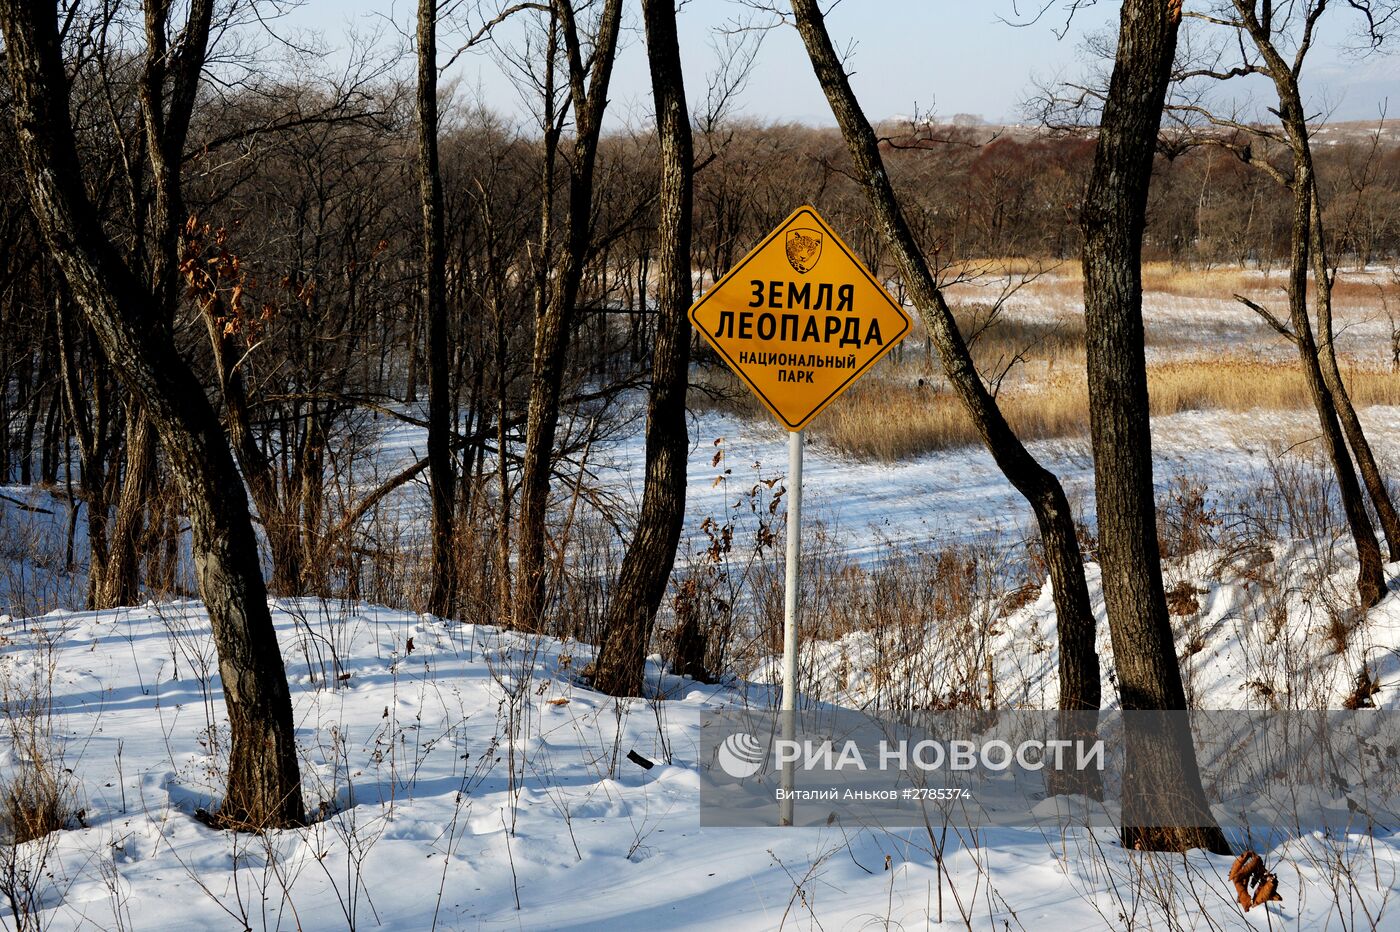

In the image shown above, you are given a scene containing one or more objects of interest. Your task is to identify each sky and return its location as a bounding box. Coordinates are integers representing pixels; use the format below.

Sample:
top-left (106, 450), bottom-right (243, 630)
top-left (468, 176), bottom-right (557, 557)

top-left (276, 0), bottom-right (1400, 127)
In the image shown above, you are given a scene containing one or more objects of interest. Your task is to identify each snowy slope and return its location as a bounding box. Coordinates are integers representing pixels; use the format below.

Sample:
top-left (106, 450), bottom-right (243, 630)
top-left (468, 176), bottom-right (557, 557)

top-left (5, 391), bottom-right (1400, 928)
top-left (2, 594), bottom-right (1398, 930)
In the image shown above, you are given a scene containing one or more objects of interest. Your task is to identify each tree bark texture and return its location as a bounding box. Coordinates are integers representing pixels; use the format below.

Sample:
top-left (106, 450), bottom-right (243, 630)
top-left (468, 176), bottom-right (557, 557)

top-left (419, 0), bottom-right (458, 618)
top-left (1079, 0), bottom-right (1229, 853)
top-left (515, 0), bottom-right (624, 631)
top-left (0, 0), bottom-right (303, 829)
top-left (590, 0), bottom-right (694, 697)
top-left (790, 0), bottom-right (1102, 736)
top-left (100, 406), bottom-right (156, 609)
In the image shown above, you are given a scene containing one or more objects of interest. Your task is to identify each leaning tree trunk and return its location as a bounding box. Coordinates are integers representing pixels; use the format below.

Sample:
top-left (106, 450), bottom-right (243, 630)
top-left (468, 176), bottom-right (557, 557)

top-left (1226, 0), bottom-right (1389, 607)
top-left (0, 0), bottom-right (303, 829)
top-left (191, 271), bottom-right (305, 597)
top-left (1279, 163), bottom-right (1386, 607)
top-left (790, 0), bottom-right (1102, 767)
top-left (590, 0), bottom-right (694, 697)
top-left (418, 0), bottom-right (457, 618)
top-left (55, 296), bottom-right (115, 608)
top-left (1079, 0), bottom-right (1230, 853)
top-left (515, 0), bottom-right (624, 632)
top-left (1307, 178), bottom-right (1400, 562)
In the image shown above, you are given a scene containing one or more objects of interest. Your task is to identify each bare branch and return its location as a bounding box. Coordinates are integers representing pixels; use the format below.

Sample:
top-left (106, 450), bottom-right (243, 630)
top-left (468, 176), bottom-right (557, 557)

top-left (442, 2), bottom-right (551, 71)
top-left (1235, 293), bottom-right (1298, 342)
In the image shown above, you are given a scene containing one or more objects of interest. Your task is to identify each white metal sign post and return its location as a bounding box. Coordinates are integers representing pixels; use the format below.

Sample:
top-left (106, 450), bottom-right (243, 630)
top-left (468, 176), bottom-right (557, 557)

top-left (780, 429), bottom-right (803, 825)
top-left (687, 206), bottom-right (910, 825)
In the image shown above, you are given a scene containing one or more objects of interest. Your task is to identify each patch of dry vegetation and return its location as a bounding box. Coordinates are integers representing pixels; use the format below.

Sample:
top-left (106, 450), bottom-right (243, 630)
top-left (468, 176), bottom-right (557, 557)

top-left (692, 270), bottom-right (1400, 460)
top-left (950, 260), bottom-right (1266, 300)
top-left (956, 258), bottom-right (1400, 304)
top-left (1141, 262), bottom-right (1268, 297)
top-left (1150, 359), bottom-right (1400, 413)
top-left (785, 357), bottom-right (1400, 461)
top-left (673, 438), bottom-right (1373, 711)
top-left (0, 649), bottom-right (72, 847)
top-left (813, 373), bottom-right (1084, 460)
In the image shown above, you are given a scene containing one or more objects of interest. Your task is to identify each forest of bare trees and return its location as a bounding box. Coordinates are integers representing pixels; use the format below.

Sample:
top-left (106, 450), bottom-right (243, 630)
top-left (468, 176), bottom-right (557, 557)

top-left (3, 0), bottom-right (1400, 855)
top-left (6, 41), bottom-right (1398, 604)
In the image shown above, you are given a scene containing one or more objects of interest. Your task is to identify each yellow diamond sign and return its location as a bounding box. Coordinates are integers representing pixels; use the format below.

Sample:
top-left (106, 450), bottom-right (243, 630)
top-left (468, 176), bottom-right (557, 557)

top-left (689, 205), bottom-right (912, 432)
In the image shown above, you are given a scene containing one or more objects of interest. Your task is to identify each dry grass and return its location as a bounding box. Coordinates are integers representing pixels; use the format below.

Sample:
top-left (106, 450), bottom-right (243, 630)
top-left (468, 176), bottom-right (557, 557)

top-left (814, 374), bottom-right (1084, 460)
top-left (675, 421), bottom-right (1371, 715)
top-left (809, 358), bottom-right (1400, 461)
top-left (956, 306), bottom-right (1086, 369)
top-left (1, 751), bottom-right (70, 845)
top-left (678, 506), bottom-right (1018, 710)
top-left (1141, 262), bottom-right (1267, 297)
top-left (0, 645), bottom-right (72, 847)
top-left (1151, 359), bottom-right (1400, 413)
top-left (994, 261), bottom-right (1264, 298)
top-left (692, 260), bottom-right (1400, 461)
top-left (951, 258), bottom-right (1400, 305)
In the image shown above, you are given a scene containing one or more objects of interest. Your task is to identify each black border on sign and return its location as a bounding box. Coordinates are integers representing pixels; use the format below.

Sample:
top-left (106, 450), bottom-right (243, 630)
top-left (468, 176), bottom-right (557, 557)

top-left (688, 205), bottom-right (913, 431)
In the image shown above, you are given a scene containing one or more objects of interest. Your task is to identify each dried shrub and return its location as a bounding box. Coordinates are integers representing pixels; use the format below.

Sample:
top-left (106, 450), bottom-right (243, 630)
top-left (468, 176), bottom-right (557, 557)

top-left (0, 650), bottom-right (71, 846)
top-left (1165, 580), bottom-right (1205, 618)
top-left (701, 349), bottom-right (1400, 462)
top-left (1341, 666), bottom-right (1382, 710)
top-left (0, 632), bottom-right (74, 932)
top-left (1158, 475), bottom-right (1221, 560)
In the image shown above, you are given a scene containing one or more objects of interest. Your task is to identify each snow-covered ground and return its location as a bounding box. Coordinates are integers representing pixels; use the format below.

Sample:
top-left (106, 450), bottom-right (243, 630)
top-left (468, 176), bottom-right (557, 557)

top-left (4, 594), bottom-right (1398, 930)
top-left (5, 281), bottom-right (1400, 927)
top-left (4, 431), bottom-right (1400, 928)
top-left (942, 265), bottom-right (1400, 368)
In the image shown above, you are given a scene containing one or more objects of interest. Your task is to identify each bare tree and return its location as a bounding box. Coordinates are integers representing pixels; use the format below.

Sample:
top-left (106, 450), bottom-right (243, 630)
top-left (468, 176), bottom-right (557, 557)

top-left (789, 0), bottom-right (1102, 792)
top-left (0, 0), bottom-right (303, 829)
top-left (420, 0), bottom-right (457, 618)
top-left (1182, 0), bottom-right (1398, 592)
top-left (515, 0), bottom-right (624, 631)
top-left (42, 6), bottom-right (165, 611)
top-left (1080, 0), bottom-right (1228, 853)
top-left (590, 0), bottom-right (694, 697)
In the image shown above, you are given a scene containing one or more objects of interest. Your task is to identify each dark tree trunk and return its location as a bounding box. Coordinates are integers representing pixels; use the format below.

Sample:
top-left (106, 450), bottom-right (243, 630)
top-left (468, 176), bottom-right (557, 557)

top-left (790, 0), bottom-right (1102, 763)
top-left (39, 383), bottom-right (61, 485)
top-left (1226, 0), bottom-right (1388, 605)
top-left (404, 303), bottom-right (421, 404)
top-left (56, 296), bottom-right (117, 608)
top-left (590, 0), bottom-right (694, 698)
top-left (19, 315), bottom-right (48, 486)
top-left (1079, 0), bottom-right (1229, 853)
top-left (419, 0), bottom-right (457, 619)
top-left (515, 0), bottom-right (624, 632)
top-left (100, 405), bottom-right (155, 609)
top-left (511, 14), bottom-right (558, 630)
top-left (0, 348), bottom-right (9, 483)
top-left (1282, 169), bottom-right (1386, 606)
top-left (1309, 172), bottom-right (1400, 561)
top-left (297, 411), bottom-right (328, 595)
top-left (0, 0), bottom-right (303, 829)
